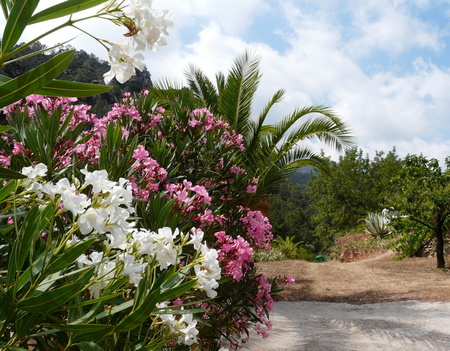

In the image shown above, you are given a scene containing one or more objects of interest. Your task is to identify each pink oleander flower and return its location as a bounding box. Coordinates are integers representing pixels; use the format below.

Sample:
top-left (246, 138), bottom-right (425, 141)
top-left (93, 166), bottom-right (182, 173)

top-left (241, 210), bottom-right (273, 250)
top-left (229, 165), bottom-right (246, 175)
top-left (283, 274), bottom-right (296, 284)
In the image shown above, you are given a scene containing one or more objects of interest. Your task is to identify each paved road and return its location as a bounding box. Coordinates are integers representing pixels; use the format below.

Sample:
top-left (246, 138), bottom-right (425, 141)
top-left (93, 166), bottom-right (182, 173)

top-left (241, 301), bottom-right (450, 351)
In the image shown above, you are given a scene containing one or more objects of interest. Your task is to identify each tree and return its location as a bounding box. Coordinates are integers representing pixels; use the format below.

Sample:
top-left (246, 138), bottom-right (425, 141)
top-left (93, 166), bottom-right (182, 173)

top-left (307, 148), bottom-right (403, 248)
top-left (151, 51), bottom-right (353, 203)
top-left (268, 182), bottom-right (317, 250)
top-left (391, 155), bottom-right (450, 268)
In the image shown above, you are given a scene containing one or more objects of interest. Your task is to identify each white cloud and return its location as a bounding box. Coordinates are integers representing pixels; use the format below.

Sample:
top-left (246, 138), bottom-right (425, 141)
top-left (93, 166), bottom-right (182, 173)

top-left (347, 0), bottom-right (445, 56)
top-left (154, 0), bottom-right (270, 35)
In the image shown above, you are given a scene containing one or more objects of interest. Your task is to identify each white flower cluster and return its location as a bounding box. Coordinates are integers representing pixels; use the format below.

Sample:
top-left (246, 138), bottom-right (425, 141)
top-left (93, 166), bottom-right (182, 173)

top-left (156, 302), bottom-right (199, 346)
top-left (102, 0), bottom-right (173, 84)
top-left (20, 164), bottom-right (221, 302)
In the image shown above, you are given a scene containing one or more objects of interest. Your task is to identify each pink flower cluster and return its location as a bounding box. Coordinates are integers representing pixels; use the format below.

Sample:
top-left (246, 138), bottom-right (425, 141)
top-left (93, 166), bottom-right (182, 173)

top-left (3, 95), bottom-right (94, 130)
top-left (241, 210), bottom-right (273, 251)
top-left (166, 180), bottom-right (212, 214)
top-left (214, 231), bottom-right (253, 281)
top-left (251, 274), bottom-right (274, 339)
top-left (130, 145), bottom-right (167, 199)
top-left (246, 177), bottom-right (258, 194)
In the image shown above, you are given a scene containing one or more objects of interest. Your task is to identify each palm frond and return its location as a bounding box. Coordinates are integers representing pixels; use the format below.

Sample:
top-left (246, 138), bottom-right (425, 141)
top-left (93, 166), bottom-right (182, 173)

top-left (215, 72), bottom-right (226, 95)
top-left (185, 64), bottom-right (219, 111)
top-left (281, 115), bottom-right (353, 153)
top-left (151, 78), bottom-right (198, 111)
top-left (218, 50), bottom-right (261, 135)
top-left (246, 89), bottom-right (284, 154)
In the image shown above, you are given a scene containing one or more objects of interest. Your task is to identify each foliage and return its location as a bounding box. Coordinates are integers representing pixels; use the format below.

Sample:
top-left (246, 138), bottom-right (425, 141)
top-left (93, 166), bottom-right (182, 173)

top-left (388, 218), bottom-right (434, 260)
top-left (0, 91), bottom-right (293, 350)
top-left (272, 236), bottom-right (301, 259)
top-left (268, 181), bottom-right (317, 251)
top-left (364, 212), bottom-right (391, 238)
top-left (307, 148), bottom-right (403, 251)
top-left (390, 155), bottom-right (450, 268)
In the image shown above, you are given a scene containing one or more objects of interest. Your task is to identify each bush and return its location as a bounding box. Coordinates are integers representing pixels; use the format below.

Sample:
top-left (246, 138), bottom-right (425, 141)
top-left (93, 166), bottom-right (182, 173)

top-left (0, 93), bottom-right (289, 350)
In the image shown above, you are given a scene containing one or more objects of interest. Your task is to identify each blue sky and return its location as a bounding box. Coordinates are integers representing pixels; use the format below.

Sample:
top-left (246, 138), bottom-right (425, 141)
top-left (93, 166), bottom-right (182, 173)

top-left (5, 0), bottom-right (450, 164)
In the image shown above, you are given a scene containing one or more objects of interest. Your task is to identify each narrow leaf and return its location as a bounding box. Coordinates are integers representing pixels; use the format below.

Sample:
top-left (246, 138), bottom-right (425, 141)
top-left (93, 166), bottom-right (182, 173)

top-left (0, 167), bottom-right (26, 179)
top-left (17, 268), bottom-right (94, 313)
top-left (30, 0), bottom-right (108, 24)
top-left (114, 289), bottom-right (160, 332)
top-left (160, 280), bottom-right (197, 302)
top-left (45, 238), bottom-right (97, 275)
top-left (0, 125), bottom-right (12, 133)
top-left (37, 80), bottom-right (112, 97)
top-left (72, 341), bottom-right (104, 351)
top-left (0, 50), bottom-right (75, 109)
top-left (0, 180), bottom-right (17, 201)
top-left (44, 324), bottom-right (111, 333)
top-left (2, 0), bottom-right (39, 52)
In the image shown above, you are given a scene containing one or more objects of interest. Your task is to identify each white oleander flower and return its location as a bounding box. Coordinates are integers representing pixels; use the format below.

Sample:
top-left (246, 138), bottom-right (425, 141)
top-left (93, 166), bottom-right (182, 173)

top-left (81, 167), bottom-right (116, 193)
top-left (176, 312), bottom-right (199, 346)
top-left (21, 163), bottom-right (48, 179)
top-left (188, 228), bottom-right (204, 250)
top-left (153, 227), bottom-right (180, 269)
top-left (130, 228), bottom-right (157, 257)
top-left (103, 178), bottom-right (133, 210)
top-left (61, 190), bottom-right (91, 216)
top-left (194, 244), bottom-right (221, 298)
top-left (77, 207), bottom-right (108, 234)
top-left (77, 251), bottom-right (117, 298)
top-left (121, 253), bottom-right (144, 287)
top-left (103, 42), bottom-right (145, 84)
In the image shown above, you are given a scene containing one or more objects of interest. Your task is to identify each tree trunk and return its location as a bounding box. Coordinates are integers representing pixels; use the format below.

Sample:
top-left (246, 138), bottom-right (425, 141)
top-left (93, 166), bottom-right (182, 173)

top-left (435, 222), bottom-right (446, 268)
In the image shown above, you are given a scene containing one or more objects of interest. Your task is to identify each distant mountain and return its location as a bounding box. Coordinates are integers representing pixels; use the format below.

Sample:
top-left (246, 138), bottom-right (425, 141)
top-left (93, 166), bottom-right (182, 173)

top-left (288, 166), bottom-right (315, 184)
top-left (0, 42), bottom-right (153, 118)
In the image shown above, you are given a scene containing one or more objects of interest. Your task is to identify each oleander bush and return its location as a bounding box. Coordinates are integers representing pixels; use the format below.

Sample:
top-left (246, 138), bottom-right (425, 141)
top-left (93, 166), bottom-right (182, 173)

top-left (0, 92), bottom-right (290, 350)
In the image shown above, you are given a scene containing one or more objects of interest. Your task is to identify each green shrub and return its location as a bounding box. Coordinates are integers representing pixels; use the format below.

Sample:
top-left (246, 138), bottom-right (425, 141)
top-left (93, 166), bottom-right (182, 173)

top-left (295, 247), bottom-right (318, 261)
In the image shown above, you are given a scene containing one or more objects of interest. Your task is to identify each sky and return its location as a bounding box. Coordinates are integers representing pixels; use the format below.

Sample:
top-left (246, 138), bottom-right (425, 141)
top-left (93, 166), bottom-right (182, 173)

top-left (5, 0), bottom-right (450, 164)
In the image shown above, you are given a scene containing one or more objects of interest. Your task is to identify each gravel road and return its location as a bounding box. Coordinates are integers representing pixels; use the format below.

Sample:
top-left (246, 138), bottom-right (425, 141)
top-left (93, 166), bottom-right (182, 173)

top-left (241, 301), bottom-right (450, 351)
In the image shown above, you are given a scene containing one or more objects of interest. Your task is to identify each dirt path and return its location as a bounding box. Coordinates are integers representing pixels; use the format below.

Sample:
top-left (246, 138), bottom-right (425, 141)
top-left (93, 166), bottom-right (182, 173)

top-left (257, 251), bottom-right (450, 303)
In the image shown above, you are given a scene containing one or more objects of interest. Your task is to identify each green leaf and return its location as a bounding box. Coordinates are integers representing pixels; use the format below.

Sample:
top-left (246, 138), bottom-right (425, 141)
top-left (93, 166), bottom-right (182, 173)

top-left (0, 125), bottom-right (12, 133)
top-left (95, 300), bottom-right (133, 321)
top-left (71, 341), bottom-right (104, 351)
top-left (17, 268), bottom-right (94, 313)
top-left (30, 0), bottom-right (108, 24)
top-left (0, 179), bottom-right (17, 201)
top-left (0, 167), bottom-right (26, 179)
top-left (7, 206), bottom-right (46, 285)
top-left (37, 80), bottom-right (112, 97)
top-left (0, 75), bottom-right (111, 99)
top-left (0, 50), bottom-right (75, 109)
top-left (114, 289), bottom-right (160, 333)
top-left (159, 280), bottom-right (197, 302)
top-left (45, 238), bottom-right (97, 275)
top-left (1, 0), bottom-right (39, 52)
top-left (44, 323), bottom-right (112, 334)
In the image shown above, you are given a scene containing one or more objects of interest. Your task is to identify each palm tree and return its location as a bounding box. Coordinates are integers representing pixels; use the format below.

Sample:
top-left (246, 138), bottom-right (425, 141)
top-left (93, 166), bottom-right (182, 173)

top-left (152, 51), bottom-right (353, 201)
